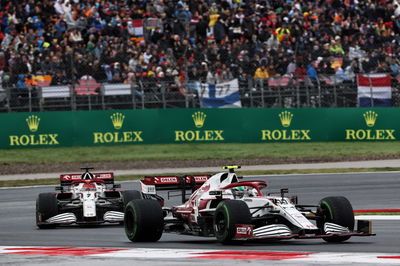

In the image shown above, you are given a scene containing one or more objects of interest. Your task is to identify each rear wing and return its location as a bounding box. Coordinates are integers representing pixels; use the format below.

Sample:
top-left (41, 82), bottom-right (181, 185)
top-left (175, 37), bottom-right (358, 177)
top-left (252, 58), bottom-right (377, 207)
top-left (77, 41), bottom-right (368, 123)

top-left (60, 173), bottom-right (115, 186)
top-left (140, 175), bottom-right (211, 202)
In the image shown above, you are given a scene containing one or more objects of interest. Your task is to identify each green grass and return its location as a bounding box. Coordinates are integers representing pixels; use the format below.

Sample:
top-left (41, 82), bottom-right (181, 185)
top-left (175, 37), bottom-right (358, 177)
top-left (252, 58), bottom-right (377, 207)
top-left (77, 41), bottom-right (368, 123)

top-left (1, 142), bottom-right (400, 164)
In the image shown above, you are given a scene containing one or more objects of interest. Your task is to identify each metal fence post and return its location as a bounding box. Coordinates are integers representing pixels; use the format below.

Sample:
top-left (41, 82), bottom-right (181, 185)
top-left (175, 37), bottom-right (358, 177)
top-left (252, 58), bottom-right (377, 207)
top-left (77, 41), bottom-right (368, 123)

top-left (161, 82), bottom-right (166, 109)
top-left (70, 85), bottom-right (76, 110)
top-left (131, 82), bottom-right (136, 109)
top-left (368, 75), bottom-right (374, 107)
top-left (86, 79), bottom-right (91, 111)
top-left (28, 89), bottom-right (32, 112)
top-left (260, 79), bottom-right (265, 108)
top-left (333, 76), bottom-right (338, 107)
top-left (317, 78), bottom-right (321, 107)
top-left (6, 86), bottom-right (11, 112)
top-left (247, 77), bottom-right (254, 107)
top-left (38, 87), bottom-right (43, 112)
top-left (139, 81), bottom-right (145, 109)
top-left (305, 81), bottom-right (310, 107)
top-left (100, 84), bottom-right (105, 110)
top-left (295, 76), bottom-right (300, 108)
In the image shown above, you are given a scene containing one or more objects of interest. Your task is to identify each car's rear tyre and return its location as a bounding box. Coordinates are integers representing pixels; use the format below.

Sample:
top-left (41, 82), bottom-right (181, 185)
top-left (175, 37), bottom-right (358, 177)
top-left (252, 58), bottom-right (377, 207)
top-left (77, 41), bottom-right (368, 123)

top-left (317, 196), bottom-right (354, 242)
top-left (214, 200), bottom-right (251, 244)
top-left (124, 199), bottom-right (163, 242)
top-left (121, 190), bottom-right (142, 209)
top-left (36, 193), bottom-right (58, 229)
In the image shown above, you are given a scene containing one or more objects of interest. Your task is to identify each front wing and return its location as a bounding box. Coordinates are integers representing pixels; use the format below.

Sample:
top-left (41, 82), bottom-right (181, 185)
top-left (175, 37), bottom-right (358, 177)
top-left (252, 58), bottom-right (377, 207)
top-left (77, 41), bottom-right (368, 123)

top-left (37, 210), bottom-right (124, 226)
top-left (233, 220), bottom-right (375, 241)
top-left (249, 232), bottom-right (375, 241)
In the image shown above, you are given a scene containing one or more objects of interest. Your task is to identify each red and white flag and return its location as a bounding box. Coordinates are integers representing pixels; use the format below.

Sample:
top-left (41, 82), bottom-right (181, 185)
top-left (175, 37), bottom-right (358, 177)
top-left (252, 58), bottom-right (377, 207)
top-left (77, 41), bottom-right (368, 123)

top-left (132, 20), bottom-right (144, 36)
top-left (357, 74), bottom-right (392, 107)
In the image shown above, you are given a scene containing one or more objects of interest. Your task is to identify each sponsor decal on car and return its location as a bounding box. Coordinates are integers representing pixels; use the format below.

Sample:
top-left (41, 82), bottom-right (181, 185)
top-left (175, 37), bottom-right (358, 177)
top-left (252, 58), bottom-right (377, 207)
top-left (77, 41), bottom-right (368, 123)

top-left (191, 175), bottom-right (209, 182)
top-left (140, 182), bottom-right (156, 194)
top-left (234, 224), bottom-right (253, 239)
top-left (60, 173), bottom-right (114, 181)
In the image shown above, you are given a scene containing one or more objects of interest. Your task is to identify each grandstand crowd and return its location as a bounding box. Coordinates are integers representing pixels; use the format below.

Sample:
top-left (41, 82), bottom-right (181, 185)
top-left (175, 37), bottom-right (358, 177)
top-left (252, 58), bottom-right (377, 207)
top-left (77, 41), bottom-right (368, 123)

top-left (0, 0), bottom-right (400, 93)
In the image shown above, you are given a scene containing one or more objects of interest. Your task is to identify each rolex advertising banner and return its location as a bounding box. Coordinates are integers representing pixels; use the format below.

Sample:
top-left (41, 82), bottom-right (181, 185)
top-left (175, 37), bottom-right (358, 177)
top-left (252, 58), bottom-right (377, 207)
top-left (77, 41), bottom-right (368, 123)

top-left (0, 108), bottom-right (399, 149)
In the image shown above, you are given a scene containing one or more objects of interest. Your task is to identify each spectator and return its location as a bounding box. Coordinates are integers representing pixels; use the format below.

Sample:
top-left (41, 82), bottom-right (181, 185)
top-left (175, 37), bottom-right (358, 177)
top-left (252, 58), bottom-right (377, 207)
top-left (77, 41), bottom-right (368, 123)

top-left (334, 65), bottom-right (348, 84)
top-left (206, 67), bottom-right (218, 84)
top-left (329, 36), bottom-right (345, 56)
top-left (254, 64), bottom-right (269, 79)
top-left (307, 61), bottom-right (318, 82)
top-left (389, 57), bottom-right (400, 76)
top-left (0, 0), bottom-right (398, 108)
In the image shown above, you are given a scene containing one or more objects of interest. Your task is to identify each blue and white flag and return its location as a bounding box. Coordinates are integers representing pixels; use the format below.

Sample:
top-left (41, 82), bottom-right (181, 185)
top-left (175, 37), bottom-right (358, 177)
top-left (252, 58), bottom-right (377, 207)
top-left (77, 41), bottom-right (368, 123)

top-left (199, 79), bottom-right (242, 108)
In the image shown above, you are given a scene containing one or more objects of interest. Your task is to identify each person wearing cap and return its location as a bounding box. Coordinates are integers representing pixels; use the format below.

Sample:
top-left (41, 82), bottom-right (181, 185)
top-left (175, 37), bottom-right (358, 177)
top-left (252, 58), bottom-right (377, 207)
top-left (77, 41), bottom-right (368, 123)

top-left (2, 0), bottom-right (400, 111)
top-left (329, 37), bottom-right (345, 55)
top-left (320, 42), bottom-right (331, 58)
top-left (210, 3), bottom-right (219, 15)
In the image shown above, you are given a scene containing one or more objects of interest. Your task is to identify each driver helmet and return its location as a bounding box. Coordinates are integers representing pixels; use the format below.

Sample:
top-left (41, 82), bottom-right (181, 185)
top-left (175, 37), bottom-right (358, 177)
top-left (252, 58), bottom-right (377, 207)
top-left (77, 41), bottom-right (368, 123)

top-left (232, 186), bottom-right (257, 197)
top-left (82, 183), bottom-right (96, 191)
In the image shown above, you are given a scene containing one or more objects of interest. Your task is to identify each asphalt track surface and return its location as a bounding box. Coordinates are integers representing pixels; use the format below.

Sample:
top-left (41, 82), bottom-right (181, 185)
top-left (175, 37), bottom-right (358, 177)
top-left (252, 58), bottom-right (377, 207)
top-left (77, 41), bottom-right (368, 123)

top-left (3, 159), bottom-right (400, 181)
top-left (1, 171), bottom-right (400, 265)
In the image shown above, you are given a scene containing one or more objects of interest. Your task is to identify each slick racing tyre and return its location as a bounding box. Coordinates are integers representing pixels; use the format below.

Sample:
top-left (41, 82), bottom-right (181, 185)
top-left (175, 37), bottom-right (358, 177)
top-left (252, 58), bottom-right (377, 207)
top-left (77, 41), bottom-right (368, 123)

top-left (121, 190), bottom-right (143, 210)
top-left (214, 200), bottom-right (251, 244)
top-left (36, 193), bottom-right (58, 229)
top-left (124, 199), bottom-right (163, 242)
top-left (317, 196), bottom-right (355, 242)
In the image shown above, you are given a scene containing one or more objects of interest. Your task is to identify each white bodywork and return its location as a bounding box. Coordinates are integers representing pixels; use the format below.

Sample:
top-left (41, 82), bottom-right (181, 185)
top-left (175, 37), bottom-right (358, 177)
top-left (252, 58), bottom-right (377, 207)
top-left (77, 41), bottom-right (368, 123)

top-left (140, 169), bottom-right (370, 240)
top-left (45, 181), bottom-right (124, 224)
top-left (152, 171), bottom-right (319, 236)
top-left (70, 182), bottom-right (106, 218)
top-left (202, 172), bottom-right (318, 231)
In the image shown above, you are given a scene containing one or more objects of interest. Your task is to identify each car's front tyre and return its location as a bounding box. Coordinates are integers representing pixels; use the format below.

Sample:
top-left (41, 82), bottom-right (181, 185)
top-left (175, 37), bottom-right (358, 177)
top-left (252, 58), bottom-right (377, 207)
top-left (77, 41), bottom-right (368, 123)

top-left (36, 193), bottom-right (58, 229)
top-left (124, 199), bottom-right (163, 242)
top-left (317, 196), bottom-right (354, 242)
top-left (214, 200), bottom-right (251, 244)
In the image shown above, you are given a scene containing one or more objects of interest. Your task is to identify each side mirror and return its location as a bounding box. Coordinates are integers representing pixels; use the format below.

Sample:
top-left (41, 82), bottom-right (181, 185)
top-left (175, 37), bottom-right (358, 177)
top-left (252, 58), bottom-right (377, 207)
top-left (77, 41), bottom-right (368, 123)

top-left (55, 186), bottom-right (63, 191)
top-left (209, 190), bottom-right (222, 199)
top-left (113, 184), bottom-right (121, 189)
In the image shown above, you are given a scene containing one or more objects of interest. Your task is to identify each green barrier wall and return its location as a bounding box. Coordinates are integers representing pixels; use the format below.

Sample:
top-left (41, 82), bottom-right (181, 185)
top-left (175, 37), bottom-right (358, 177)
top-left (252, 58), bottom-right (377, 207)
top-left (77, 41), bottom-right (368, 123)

top-left (0, 108), bottom-right (399, 148)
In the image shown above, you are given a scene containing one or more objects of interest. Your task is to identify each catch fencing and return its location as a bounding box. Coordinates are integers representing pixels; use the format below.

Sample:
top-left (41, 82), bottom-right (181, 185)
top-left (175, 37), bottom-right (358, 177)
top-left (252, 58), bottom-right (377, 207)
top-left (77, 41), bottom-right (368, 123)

top-left (1, 74), bottom-right (399, 112)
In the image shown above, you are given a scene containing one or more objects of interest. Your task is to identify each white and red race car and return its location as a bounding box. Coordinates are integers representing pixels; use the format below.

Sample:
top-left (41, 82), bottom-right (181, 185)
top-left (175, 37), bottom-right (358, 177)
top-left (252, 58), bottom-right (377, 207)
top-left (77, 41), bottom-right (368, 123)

top-left (124, 166), bottom-right (374, 243)
top-left (36, 168), bottom-right (141, 228)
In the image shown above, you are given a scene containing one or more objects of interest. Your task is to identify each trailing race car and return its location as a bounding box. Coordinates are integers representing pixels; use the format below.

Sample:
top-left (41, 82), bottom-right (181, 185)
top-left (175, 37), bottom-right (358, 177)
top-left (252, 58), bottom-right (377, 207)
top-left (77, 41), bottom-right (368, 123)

top-left (124, 166), bottom-right (374, 243)
top-left (36, 168), bottom-right (141, 228)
